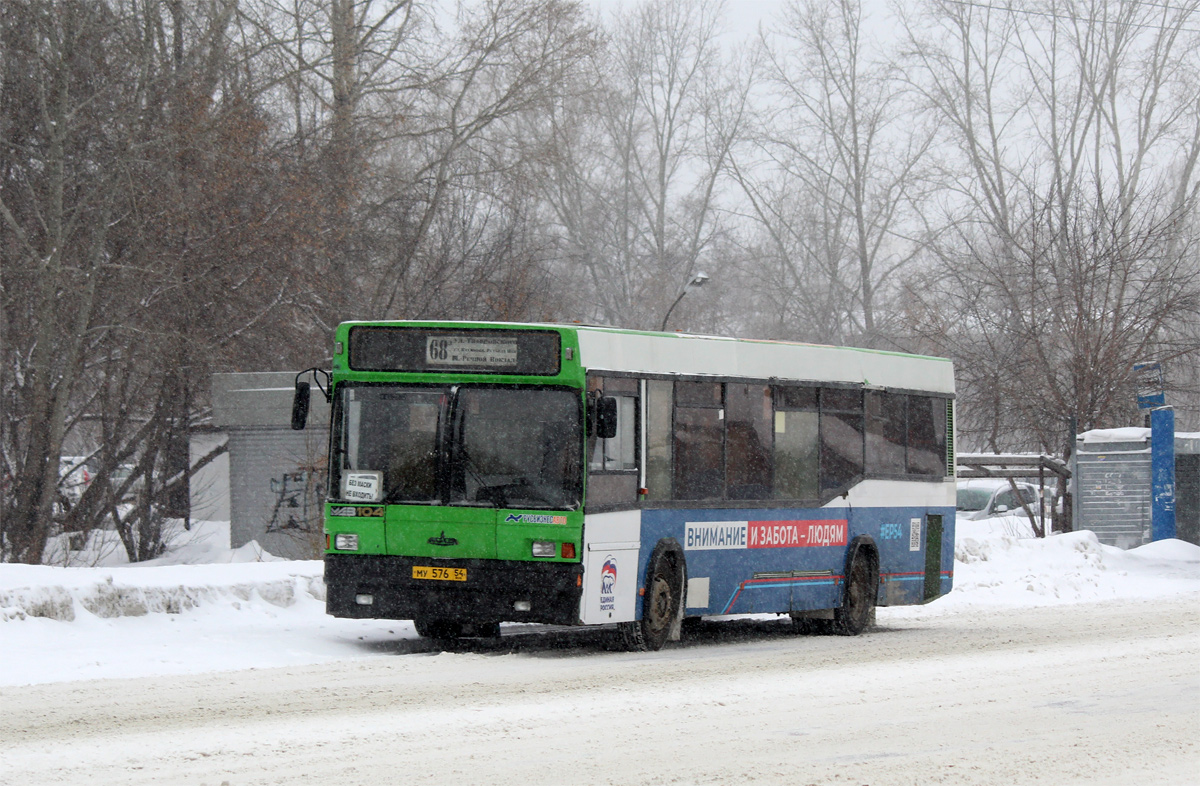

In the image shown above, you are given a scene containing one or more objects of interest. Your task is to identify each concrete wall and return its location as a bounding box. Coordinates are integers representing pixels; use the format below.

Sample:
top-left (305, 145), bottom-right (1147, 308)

top-left (211, 372), bottom-right (330, 560)
top-left (189, 430), bottom-right (230, 523)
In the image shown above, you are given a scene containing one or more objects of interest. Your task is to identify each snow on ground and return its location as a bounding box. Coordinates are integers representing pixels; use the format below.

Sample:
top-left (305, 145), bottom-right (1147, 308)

top-left (1, 519), bottom-right (1199, 687)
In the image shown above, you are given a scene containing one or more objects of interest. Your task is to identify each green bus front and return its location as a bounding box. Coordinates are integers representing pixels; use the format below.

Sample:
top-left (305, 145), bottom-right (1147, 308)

top-left (321, 322), bottom-right (588, 633)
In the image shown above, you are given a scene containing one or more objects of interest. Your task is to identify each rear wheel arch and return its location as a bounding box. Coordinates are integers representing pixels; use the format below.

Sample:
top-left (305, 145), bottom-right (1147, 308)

top-left (846, 535), bottom-right (880, 586)
top-left (833, 536), bottom-right (879, 636)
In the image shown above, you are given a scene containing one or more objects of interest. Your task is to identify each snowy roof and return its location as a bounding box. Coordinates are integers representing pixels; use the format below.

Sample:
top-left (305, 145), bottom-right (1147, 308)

top-left (1079, 428), bottom-right (1150, 443)
top-left (1078, 428), bottom-right (1200, 454)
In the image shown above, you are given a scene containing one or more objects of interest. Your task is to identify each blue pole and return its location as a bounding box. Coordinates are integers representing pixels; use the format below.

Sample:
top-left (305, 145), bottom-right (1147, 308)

top-left (1150, 407), bottom-right (1176, 541)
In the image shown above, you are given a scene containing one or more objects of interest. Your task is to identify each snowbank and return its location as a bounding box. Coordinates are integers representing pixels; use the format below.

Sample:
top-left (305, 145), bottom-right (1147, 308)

top-left (5, 521), bottom-right (1198, 624)
top-left (0, 557), bottom-right (324, 622)
top-left (2, 520), bottom-right (322, 622)
top-left (936, 530), bottom-right (1200, 610)
top-left (39, 519), bottom-right (292, 568)
top-left (2, 519), bottom-right (1198, 687)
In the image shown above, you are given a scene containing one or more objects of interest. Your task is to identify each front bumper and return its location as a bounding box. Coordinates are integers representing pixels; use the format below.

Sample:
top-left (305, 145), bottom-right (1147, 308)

top-left (324, 554), bottom-right (584, 625)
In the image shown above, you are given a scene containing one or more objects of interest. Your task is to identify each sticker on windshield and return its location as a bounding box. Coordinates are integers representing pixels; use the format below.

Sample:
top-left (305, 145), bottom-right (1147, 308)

top-left (342, 471), bottom-right (383, 503)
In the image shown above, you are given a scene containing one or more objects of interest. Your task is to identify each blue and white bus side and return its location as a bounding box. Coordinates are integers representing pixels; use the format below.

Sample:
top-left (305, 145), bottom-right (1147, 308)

top-left (571, 327), bottom-right (956, 637)
top-left (579, 482), bottom-right (955, 629)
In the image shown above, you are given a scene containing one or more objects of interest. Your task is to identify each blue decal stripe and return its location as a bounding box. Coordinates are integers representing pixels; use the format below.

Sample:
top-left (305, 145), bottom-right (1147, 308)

top-left (719, 569), bottom-right (957, 614)
top-left (720, 575), bottom-right (843, 615)
top-left (879, 571), bottom-right (954, 583)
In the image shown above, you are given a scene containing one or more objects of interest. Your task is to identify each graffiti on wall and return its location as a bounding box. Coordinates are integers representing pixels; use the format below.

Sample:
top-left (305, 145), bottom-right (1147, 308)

top-left (265, 466), bottom-right (327, 535)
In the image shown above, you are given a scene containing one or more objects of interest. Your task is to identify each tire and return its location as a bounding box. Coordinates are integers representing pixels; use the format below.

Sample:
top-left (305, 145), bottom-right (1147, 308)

top-left (413, 618), bottom-right (463, 640)
top-left (790, 615), bottom-right (833, 635)
top-left (464, 621), bottom-right (501, 639)
top-left (620, 544), bottom-right (684, 652)
top-left (831, 548), bottom-right (877, 636)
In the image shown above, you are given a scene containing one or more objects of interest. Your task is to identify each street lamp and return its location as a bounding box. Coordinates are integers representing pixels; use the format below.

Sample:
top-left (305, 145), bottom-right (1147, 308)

top-left (659, 271), bottom-right (710, 332)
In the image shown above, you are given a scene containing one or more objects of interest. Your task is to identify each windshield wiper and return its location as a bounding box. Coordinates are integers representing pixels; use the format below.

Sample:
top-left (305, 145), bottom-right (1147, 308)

top-left (455, 438), bottom-right (500, 507)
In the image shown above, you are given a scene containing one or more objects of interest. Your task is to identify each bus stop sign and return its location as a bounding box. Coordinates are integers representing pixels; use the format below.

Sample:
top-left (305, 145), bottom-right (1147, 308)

top-left (1134, 362), bottom-right (1165, 409)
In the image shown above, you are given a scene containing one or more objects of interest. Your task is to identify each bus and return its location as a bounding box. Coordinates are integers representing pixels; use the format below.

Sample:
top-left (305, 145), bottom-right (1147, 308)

top-left (292, 321), bottom-right (956, 650)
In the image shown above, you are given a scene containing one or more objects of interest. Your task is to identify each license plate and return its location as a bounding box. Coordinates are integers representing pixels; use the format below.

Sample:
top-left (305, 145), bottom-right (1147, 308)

top-left (412, 566), bottom-right (467, 582)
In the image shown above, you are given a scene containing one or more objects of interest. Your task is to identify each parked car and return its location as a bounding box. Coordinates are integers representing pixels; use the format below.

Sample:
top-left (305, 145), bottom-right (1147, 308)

top-left (956, 478), bottom-right (1042, 520)
top-left (58, 456), bottom-right (93, 504)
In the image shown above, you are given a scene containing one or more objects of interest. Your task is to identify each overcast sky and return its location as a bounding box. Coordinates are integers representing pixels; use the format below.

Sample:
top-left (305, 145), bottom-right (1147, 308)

top-left (586, 0), bottom-right (789, 42)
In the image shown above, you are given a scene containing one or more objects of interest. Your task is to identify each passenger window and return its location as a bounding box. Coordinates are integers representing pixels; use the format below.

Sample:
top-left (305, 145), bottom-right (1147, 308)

top-left (865, 391), bottom-right (906, 475)
top-left (644, 380), bottom-right (674, 501)
top-left (774, 386), bottom-right (819, 500)
top-left (725, 384), bottom-right (772, 499)
top-left (907, 396), bottom-right (947, 477)
top-left (674, 381), bottom-right (724, 500)
top-left (820, 387), bottom-right (864, 493)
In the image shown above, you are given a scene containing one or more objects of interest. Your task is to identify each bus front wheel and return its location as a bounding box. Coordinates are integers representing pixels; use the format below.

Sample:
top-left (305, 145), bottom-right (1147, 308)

top-left (413, 619), bottom-right (501, 640)
top-left (620, 543), bottom-right (684, 652)
top-left (413, 618), bottom-right (462, 640)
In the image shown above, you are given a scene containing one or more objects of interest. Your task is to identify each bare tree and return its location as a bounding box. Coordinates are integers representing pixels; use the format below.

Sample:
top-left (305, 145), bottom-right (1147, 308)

top-left (912, 192), bottom-right (1200, 451)
top-left (1, 0), bottom-right (324, 562)
top-left (899, 0), bottom-right (1200, 445)
top-left (0, 0), bottom-right (127, 562)
top-left (537, 0), bottom-right (742, 330)
top-left (346, 0), bottom-right (595, 322)
top-left (235, 0), bottom-right (421, 322)
top-left (730, 0), bottom-right (931, 346)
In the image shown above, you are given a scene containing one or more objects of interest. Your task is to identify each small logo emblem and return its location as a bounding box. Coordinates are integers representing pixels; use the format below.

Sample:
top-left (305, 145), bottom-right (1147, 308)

top-left (427, 531), bottom-right (459, 547)
top-left (601, 556), bottom-right (617, 595)
top-left (599, 555), bottom-right (617, 612)
top-left (505, 513), bottom-right (568, 524)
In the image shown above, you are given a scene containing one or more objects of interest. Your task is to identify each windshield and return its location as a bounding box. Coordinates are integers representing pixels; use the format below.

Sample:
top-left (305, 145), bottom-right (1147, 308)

top-left (956, 487), bottom-right (992, 511)
top-left (449, 388), bottom-right (581, 509)
top-left (332, 384), bottom-right (581, 510)
top-left (337, 386), bottom-right (445, 503)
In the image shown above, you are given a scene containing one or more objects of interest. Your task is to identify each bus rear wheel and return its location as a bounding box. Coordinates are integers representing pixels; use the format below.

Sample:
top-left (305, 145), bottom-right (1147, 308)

top-left (832, 549), bottom-right (877, 636)
top-left (620, 545), bottom-right (684, 652)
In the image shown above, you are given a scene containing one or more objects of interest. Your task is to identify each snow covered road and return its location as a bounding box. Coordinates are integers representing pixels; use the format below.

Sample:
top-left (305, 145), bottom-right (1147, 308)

top-left (3, 595), bottom-right (1197, 786)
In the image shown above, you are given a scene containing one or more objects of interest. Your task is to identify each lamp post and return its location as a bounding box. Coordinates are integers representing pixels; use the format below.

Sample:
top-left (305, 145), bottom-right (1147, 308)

top-left (659, 272), bottom-right (710, 332)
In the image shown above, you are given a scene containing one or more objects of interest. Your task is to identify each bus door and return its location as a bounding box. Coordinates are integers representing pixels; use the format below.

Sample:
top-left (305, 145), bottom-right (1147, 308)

top-left (923, 514), bottom-right (944, 601)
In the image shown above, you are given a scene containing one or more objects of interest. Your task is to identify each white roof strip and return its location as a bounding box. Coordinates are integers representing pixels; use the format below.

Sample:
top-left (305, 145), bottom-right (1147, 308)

top-left (574, 329), bottom-right (954, 395)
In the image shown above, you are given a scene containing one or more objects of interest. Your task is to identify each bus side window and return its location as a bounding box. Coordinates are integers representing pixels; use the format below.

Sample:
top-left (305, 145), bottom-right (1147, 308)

top-left (726, 383), bottom-right (772, 500)
top-left (907, 395), bottom-right (947, 477)
top-left (774, 386), bottom-right (819, 500)
top-left (589, 395), bottom-right (637, 471)
top-left (865, 391), bottom-right (907, 476)
top-left (585, 376), bottom-right (640, 509)
top-left (820, 387), bottom-right (864, 493)
top-left (644, 380), bottom-right (674, 501)
top-left (673, 381), bottom-right (724, 500)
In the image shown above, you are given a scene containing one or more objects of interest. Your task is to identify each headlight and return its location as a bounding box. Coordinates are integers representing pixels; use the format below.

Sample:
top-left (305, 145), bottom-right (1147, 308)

top-left (531, 540), bottom-right (555, 558)
top-left (334, 533), bottom-right (359, 551)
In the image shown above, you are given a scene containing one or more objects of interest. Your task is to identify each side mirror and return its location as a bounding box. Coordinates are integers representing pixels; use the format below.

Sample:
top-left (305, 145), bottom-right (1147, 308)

top-left (994, 504), bottom-right (1009, 514)
top-left (596, 396), bottom-right (618, 440)
top-left (291, 382), bottom-right (311, 430)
